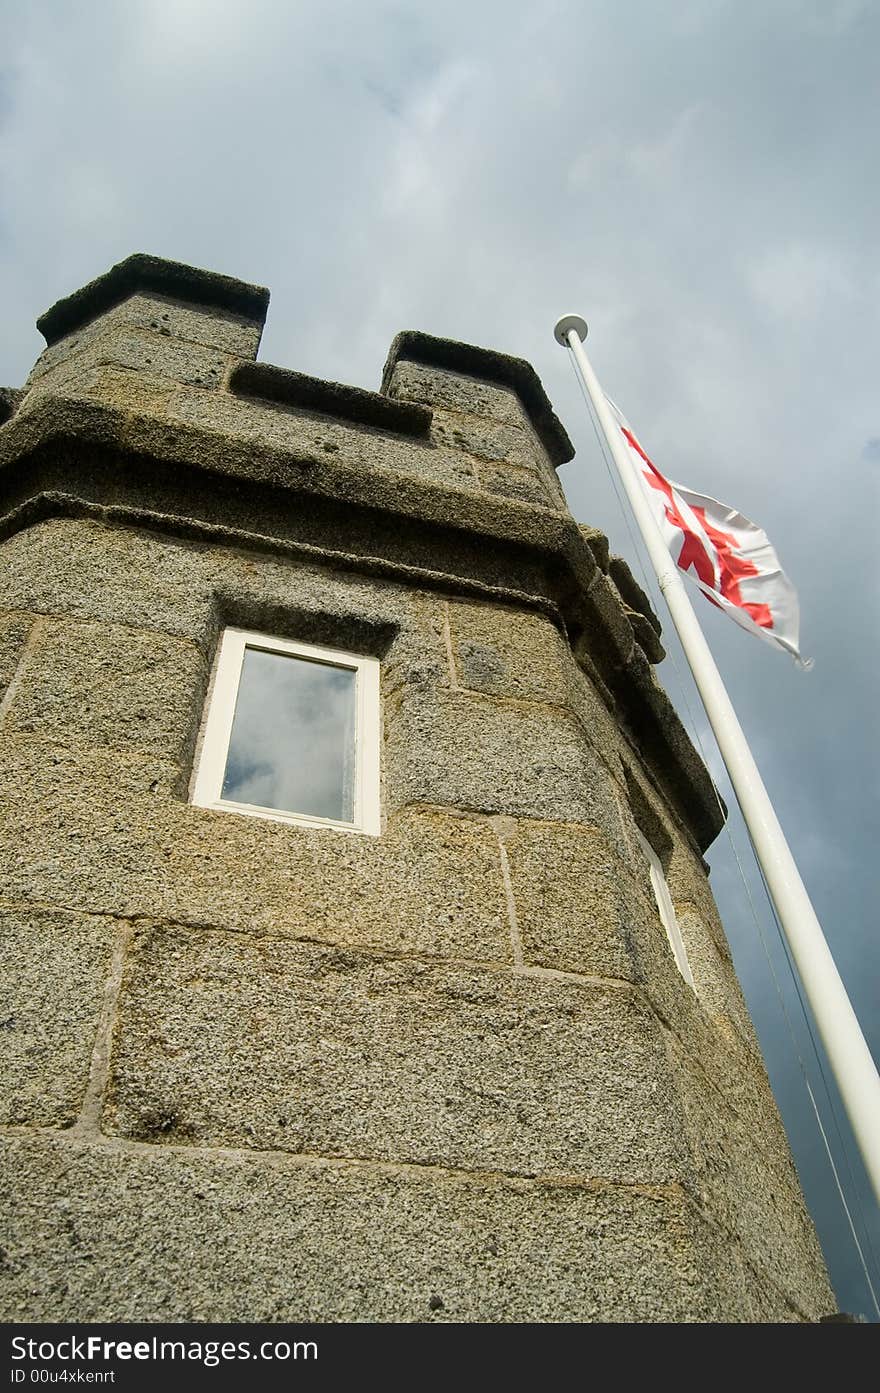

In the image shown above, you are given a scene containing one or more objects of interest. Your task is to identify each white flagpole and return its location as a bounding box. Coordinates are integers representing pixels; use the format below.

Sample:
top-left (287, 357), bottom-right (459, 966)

top-left (554, 313), bottom-right (880, 1205)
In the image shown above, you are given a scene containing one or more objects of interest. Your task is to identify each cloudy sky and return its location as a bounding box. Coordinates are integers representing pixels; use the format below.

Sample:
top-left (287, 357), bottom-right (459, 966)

top-left (1, 0), bottom-right (877, 1316)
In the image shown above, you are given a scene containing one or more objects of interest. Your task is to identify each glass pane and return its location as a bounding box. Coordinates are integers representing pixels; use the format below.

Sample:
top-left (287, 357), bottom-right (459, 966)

top-left (222, 647), bottom-right (357, 823)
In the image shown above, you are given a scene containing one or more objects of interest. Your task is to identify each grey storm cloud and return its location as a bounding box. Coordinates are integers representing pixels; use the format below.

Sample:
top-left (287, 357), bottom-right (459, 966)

top-left (1, 0), bottom-right (878, 1316)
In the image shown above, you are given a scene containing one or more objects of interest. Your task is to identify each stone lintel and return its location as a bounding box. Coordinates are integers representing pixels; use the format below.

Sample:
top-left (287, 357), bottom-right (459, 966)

top-left (36, 253), bottom-right (270, 348)
top-left (229, 361), bottom-right (432, 439)
top-left (382, 330), bottom-right (574, 468)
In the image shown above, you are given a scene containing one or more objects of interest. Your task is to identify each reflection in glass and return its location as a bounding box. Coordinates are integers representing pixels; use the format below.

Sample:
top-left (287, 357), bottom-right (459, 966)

top-left (222, 647), bottom-right (356, 822)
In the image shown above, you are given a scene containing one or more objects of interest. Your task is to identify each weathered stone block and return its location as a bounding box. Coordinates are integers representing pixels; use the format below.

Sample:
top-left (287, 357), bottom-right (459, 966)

top-left (429, 408), bottom-right (553, 473)
top-left (660, 978), bottom-right (794, 1173)
top-left (742, 1267), bottom-right (815, 1322)
top-left (72, 367), bottom-right (175, 415)
top-left (99, 330), bottom-right (232, 390)
top-left (3, 618), bottom-right (206, 764)
top-left (26, 293), bottom-right (263, 390)
top-left (501, 816), bottom-right (766, 1099)
top-left (477, 461), bottom-right (557, 507)
top-left (503, 819), bottom-right (650, 983)
top-left (616, 798), bottom-right (757, 1061)
top-left (107, 930), bottom-right (691, 1185)
top-left (171, 387), bottom-right (484, 494)
top-left (614, 770), bottom-right (725, 943)
top-left (0, 520), bottom-right (217, 643)
top-left (614, 769), bottom-right (740, 996)
top-left (0, 740), bottom-right (511, 962)
top-left (579, 524), bottom-right (610, 572)
top-left (673, 903), bottom-right (756, 1041)
top-left (385, 685), bottom-right (629, 854)
top-left (666, 837), bottom-right (733, 960)
top-left (0, 906), bottom-right (117, 1127)
top-left (428, 409), bottom-right (568, 510)
top-left (593, 826), bottom-right (777, 1118)
top-left (563, 652), bottom-right (629, 781)
top-left (0, 519), bottom-right (449, 677)
top-left (616, 832), bottom-right (720, 1016)
top-left (499, 812), bottom-right (781, 1157)
top-left (160, 806), bottom-right (511, 962)
top-left (448, 599), bottom-right (570, 706)
top-left (0, 1133), bottom-right (779, 1322)
top-left (669, 1040), bottom-right (832, 1317)
top-left (23, 329), bottom-right (234, 403)
top-left (387, 360), bottom-right (534, 432)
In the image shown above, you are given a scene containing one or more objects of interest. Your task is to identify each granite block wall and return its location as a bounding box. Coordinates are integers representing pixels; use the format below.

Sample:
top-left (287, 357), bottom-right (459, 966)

top-left (0, 255), bottom-right (833, 1321)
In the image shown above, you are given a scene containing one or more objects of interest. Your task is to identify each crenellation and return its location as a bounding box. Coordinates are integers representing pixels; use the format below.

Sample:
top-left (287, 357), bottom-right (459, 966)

top-left (229, 360), bottom-right (433, 437)
top-left (35, 253), bottom-right (269, 351)
top-left (26, 292), bottom-right (264, 390)
top-left (385, 358), bottom-right (533, 430)
top-left (385, 357), bottom-right (569, 510)
top-left (169, 383), bottom-right (485, 494)
top-left (381, 330), bottom-right (574, 467)
top-left (22, 328), bottom-right (236, 408)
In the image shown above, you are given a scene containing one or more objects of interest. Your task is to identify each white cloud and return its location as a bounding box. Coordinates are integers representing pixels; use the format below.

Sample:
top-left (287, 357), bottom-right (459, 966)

top-left (746, 241), bottom-right (854, 320)
top-left (381, 59), bottom-right (481, 216)
top-left (626, 103), bottom-right (707, 184)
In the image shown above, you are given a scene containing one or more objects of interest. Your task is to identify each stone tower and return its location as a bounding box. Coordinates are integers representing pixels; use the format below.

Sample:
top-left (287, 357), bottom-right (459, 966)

top-left (0, 254), bottom-right (832, 1321)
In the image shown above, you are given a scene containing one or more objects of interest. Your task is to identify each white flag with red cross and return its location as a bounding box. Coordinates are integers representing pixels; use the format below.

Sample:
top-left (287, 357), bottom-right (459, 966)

top-left (606, 398), bottom-right (810, 667)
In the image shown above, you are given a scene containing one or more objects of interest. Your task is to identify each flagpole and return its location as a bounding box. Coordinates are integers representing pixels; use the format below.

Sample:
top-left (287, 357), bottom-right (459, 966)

top-left (554, 313), bottom-right (880, 1206)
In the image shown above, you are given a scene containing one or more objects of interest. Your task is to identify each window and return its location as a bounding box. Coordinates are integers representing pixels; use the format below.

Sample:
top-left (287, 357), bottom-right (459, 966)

top-left (634, 827), bottom-right (695, 990)
top-left (192, 628), bottom-right (381, 835)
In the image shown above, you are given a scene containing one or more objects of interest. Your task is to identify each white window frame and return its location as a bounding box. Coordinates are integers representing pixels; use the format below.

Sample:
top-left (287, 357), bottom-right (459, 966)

top-left (192, 627), bottom-right (381, 836)
top-left (634, 827), bottom-right (696, 990)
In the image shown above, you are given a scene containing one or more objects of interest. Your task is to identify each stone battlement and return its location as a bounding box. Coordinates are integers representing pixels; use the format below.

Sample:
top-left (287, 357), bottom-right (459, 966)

top-left (1, 254), bottom-right (714, 848)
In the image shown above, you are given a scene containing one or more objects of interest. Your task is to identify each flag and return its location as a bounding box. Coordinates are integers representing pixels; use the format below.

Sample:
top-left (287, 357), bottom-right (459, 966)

top-left (606, 398), bottom-right (810, 667)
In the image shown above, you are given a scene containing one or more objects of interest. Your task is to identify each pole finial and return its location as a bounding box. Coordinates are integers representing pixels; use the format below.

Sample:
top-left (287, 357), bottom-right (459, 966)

top-left (554, 314), bottom-right (588, 346)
